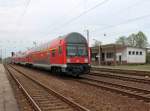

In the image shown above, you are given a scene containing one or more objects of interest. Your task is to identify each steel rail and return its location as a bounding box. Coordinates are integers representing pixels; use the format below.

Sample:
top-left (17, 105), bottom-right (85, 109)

top-left (9, 65), bottom-right (90, 111)
top-left (92, 67), bottom-right (150, 77)
top-left (89, 71), bottom-right (150, 84)
top-left (78, 75), bottom-right (150, 102)
top-left (5, 65), bottom-right (42, 111)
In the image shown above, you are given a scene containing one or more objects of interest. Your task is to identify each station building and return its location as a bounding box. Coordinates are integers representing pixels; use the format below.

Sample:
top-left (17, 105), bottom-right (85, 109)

top-left (91, 44), bottom-right (146, 65)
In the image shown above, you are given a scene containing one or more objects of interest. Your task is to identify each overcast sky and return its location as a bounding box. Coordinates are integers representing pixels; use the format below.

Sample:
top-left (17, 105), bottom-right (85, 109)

top-left (0, 0), bottom-right (150, 57)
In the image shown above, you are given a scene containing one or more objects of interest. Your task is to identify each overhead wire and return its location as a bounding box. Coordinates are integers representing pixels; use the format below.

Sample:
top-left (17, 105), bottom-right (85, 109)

top-left (14, 0), bottom-right (32, 48)
top-left (93, 13), bottom-right (150, 37)
top-left (17, 0), bottom-right (31, 25)
top-left (45, 1), bottom-right (85, 31)
top-left (48, 0), bottom-right (110, 33)
top-left (8, 0), bottom-right (33, 57)
top-left (99, 14), bottom-right (150, 31)
top-left (48, 0), bottom-right (149, 36)
top-left (92, 0), bottom-right (150, 36)
top-left (109, 0), bottom-right (149, 17)
top-left (14, 0), bottom-right (149, 43)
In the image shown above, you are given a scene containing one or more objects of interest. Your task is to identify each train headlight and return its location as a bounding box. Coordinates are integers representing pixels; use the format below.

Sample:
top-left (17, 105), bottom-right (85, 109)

top-left (67, 58), bottom-right (70, 63)
top-left (84, 58), bottom-right (88, 63)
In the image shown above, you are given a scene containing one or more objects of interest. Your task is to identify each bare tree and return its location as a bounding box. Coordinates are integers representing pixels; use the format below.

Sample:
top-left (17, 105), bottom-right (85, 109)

top-left (116, 31), bottom-right (148, 48)
top-left (116, 36), bottom-right (127, 46)
top-left (135, 31), bottom-right (148, 48)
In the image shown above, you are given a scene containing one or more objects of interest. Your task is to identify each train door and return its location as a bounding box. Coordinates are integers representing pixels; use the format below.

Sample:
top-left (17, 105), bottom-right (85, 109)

top-left (47, 51), bottom-right (50, 64)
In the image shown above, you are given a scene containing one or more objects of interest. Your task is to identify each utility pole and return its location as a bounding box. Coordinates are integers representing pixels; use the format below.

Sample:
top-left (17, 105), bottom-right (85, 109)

top-left (93, 39), bottom-right (102, 65)
top-left (98, 43), bottom-right (101, 65)
top-left (33, 41), bottom-right (37, 47)
top-left (0, 49), bottom-right (1, 58)
top-left (86, 29), bottom-right (89, 46)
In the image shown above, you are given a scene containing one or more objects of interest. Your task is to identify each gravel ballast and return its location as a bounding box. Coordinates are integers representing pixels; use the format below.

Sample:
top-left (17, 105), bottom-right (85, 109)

top-left (14, 65), bottom-right (150, 111)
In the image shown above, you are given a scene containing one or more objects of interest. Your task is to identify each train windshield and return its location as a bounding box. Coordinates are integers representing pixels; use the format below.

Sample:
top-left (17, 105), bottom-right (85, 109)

top-left (67, 44), bottom-right (88, 57)
top-left (67, 45), bottom-right (77, 56)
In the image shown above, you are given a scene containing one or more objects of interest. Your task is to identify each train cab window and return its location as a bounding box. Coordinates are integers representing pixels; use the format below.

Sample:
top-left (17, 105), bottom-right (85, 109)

top-left (67, 44), bottom-right (88, 57)
top-left (140, 51), bottom-right (142, 55)
top-left (78, 46), bottom-right (88, 56)
top-left (67, 45), bottom-right (77, 56)
top-left (52, 49), bottom-right (56, 57)
top-left (58, 46), bottom-right (62, 55)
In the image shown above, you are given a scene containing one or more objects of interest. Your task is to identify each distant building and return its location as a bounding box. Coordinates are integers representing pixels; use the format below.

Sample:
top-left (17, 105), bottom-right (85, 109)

top-left (91, 44), bottom-right (146, 65)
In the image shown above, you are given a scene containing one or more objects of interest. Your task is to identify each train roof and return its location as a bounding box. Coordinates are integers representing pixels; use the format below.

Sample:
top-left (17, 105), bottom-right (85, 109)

top-left (31, 32), bottom-right (87, 51)
top-left (16, 32), bottom-right (87, 55)
top-left (63, 32), bottom-right (87, 44)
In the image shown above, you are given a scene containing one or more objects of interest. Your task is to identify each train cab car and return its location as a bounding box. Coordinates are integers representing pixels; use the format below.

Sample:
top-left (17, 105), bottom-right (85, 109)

top-left (12, 32), bottom-right (91, 77)
top-left (63, 32), bottom-right (90, 75)
top-left (47, 32), bottom-right (90, 76)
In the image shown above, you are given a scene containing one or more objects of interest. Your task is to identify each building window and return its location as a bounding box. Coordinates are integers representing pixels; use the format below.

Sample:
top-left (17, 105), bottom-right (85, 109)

top-left (136, 51), bottom-right (139, 55)
top-left (106, 52), bottom-right (113, 58)
top-left (129, 51), bottom-right (131, 55)
top-left (140, 51), bottom-right (142, 55)
top-left (132, 51), bottom-right (135, 55)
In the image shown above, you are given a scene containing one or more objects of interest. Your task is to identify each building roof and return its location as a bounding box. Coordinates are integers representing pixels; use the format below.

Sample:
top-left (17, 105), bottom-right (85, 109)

top-left (91, 43), bottom-right (147, 53)
top-left (91, 43), bottom-right (147, 49)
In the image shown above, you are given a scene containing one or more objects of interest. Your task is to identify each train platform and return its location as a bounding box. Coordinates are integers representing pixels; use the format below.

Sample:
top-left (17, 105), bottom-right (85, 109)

top-left (0, 64), bottom-right (19, 111)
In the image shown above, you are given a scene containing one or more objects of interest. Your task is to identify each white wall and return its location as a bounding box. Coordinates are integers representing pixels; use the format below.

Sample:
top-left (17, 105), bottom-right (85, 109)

top-left (116, 49), bottom-right (127, 62)
top-left (103, 47), bottom-right (146, 64)
top-left (126, 47), bottom-right (146, 63)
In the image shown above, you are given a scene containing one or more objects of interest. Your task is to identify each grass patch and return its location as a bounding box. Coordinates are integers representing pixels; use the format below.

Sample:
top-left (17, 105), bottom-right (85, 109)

top-left (99, 64), bottom-right (150, 71)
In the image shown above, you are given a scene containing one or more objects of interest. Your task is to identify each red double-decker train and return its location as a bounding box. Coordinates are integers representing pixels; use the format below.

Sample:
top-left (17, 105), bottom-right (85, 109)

top-left (12, 32), bottom-right (91, 76)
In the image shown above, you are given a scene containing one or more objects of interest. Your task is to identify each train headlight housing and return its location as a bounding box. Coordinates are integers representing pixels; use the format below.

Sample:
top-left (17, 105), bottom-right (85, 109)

top-left (67, 58), bottom-right (70, 63)
top-left (84, 58), bottom-right (88, 63)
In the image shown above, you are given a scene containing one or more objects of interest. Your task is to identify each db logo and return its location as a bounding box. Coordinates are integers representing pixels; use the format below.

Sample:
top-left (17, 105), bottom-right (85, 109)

top-left (76, 59), bottom-right (79, 63)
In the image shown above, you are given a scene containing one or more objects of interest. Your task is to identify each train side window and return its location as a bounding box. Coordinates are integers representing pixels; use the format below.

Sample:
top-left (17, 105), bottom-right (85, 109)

top-left (52, 49), bottom-right (56, 57)
top-left (58, 46), bottom-right (62, 55)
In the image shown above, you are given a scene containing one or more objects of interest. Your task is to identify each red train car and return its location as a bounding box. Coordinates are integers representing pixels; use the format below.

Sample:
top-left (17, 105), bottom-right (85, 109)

top-left (12, 32), bottom-right (91, 76)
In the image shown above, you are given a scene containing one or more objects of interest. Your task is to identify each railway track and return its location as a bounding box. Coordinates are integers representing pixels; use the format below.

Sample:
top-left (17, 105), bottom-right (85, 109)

top-left (79, 74), bottom-right (150, 102)
top-left (92, 67), bottom-right (150, 77)
top-left (90, 71), bottom-right (150, 84)
top-left (5, 65), bottom-right (90, 111)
